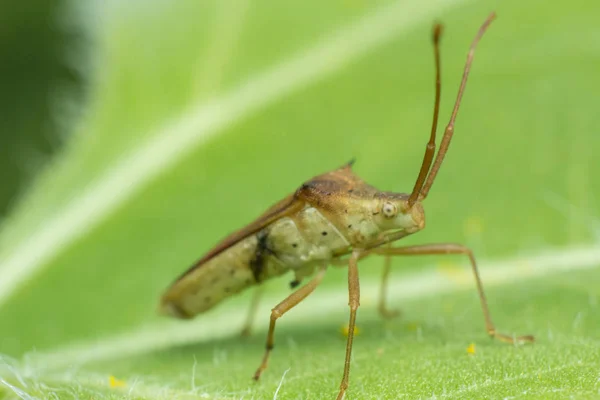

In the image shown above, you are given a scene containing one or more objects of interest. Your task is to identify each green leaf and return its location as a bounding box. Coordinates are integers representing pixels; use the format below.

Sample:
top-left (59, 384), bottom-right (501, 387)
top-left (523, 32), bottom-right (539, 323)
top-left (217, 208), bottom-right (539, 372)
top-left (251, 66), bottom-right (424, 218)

top-left (1, 0), bottom-right (599, 399)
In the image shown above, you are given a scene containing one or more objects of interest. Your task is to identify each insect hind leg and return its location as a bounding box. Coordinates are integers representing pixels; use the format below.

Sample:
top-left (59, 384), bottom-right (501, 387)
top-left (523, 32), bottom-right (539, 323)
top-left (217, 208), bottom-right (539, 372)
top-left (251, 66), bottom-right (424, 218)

top-left (240, 286), bottom-right (263, 337)
top-left (253, 266), bottom-right (327, 381)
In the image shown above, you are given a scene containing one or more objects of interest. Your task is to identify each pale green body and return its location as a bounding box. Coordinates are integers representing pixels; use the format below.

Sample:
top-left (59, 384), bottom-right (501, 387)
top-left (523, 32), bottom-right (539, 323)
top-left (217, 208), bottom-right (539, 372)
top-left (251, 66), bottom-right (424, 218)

top-left (160, 195), bottom-right (423, 319)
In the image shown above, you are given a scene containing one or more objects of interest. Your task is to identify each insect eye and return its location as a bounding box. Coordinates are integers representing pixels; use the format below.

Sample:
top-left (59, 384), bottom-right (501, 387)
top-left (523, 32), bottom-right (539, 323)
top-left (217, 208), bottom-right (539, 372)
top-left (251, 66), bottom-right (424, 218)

top-left (382, 202), bottom-right (397, 218)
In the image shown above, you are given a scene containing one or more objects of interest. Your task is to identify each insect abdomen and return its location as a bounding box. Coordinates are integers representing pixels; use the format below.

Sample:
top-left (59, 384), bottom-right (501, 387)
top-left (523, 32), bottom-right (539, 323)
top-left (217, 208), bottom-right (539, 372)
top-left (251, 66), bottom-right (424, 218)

top-left (159, 234), bottom-right (284, 318)
top-left (160, 206), bottom-right (351, 318)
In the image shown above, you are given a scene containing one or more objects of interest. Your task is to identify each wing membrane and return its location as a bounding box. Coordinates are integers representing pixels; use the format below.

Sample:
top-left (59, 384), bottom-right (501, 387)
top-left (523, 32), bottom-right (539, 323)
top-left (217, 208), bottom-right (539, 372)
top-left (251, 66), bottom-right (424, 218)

top-left (169, 193), bottom-right (304, 285)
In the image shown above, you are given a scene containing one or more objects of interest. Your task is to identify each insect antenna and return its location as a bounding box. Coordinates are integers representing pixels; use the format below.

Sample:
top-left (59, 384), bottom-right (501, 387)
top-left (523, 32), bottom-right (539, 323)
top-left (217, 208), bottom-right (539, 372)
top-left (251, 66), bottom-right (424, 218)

top-left (413, 12), bottom-right (496, 204)
top-left (407, 23), bottom-right (443, 207)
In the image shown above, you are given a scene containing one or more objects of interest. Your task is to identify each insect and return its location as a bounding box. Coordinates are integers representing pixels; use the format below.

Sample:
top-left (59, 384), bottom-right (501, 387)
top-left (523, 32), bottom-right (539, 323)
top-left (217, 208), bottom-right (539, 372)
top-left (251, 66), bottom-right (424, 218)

top-left (159, 12), bottom-right (534, 399)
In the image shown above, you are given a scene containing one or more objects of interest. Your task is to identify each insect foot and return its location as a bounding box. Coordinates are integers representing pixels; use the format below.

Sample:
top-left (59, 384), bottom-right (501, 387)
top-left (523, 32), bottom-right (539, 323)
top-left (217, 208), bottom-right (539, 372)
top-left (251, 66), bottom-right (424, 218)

top-left (490, 330), bottom-right (535, 344)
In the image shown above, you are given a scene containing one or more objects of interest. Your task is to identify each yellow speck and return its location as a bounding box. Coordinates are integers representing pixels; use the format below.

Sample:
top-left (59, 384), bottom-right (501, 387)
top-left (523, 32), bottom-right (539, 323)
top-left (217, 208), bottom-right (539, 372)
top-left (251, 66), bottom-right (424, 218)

top-left (466, 343), bottom-right (476, 355)
top-left (109, 375), bottom-right (126, 388)
top-left (340, 325), bottom-right (360, 337)
top-left (376, 348), bottom-right (384, 356)
top-left (442, 302), bottom-right (454, 313)
top-left (437, 262), bottom-right (470, 284)
top-left (519, 261), bottom-right (534, 276)
top-left (406, 322), bottom-right (420, 332)
top-left (464, 216), bottom-right (484, 236)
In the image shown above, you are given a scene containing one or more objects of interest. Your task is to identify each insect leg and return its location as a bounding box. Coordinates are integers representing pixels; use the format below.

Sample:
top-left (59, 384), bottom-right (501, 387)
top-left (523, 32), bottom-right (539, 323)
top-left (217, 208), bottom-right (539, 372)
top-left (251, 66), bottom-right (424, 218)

top-left (337, 250), bottom-right (362, 400)
top-left (371, 243), bottom-right (535, 344)
top-left (253, 266), bottom-right (327, 381)
top-left (378, 252), bottom-right (401, 319)
top-left (240, 286), bottom-right (263, 337)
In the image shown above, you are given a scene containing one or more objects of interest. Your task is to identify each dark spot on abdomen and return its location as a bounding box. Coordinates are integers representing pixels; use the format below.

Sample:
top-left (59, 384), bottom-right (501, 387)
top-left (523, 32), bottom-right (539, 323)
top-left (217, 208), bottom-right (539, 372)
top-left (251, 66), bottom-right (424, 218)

top-left (250, 230), bottom-right (270, 283)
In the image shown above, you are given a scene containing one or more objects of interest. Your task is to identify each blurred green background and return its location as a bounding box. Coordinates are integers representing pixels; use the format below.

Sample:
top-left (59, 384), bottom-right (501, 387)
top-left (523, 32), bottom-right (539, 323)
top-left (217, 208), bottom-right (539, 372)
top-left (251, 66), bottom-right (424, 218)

top-left (0, 1), bottom-right (83, 217)
top-left (0, 0), bottom-right (598, 399)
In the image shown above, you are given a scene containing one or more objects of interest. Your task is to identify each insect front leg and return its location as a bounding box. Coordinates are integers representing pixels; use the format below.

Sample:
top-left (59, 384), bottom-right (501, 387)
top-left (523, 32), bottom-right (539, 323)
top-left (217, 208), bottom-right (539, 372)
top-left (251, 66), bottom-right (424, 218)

top-left (337, 249), bottom-right (362, 400)
top-left (371, 243), bottom-right (535, 344)
top-left (240, 286), bottom-right (263, 337)
top-left (253, 266), bottom-right (327, 381)
top-left (378, 244), bottom-right (401, 319)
